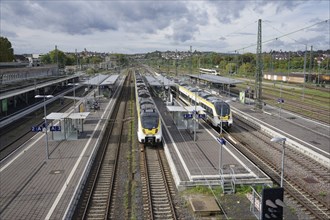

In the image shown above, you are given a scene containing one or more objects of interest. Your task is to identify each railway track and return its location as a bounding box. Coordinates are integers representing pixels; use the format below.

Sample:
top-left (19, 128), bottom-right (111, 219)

top-left (72, 74), bottom-right (130, 219)
top-left (229, 115), bottom-right (330, 219)
top-left (262, 93), bottom-right (330, 123)
top-left (232, 83), bottom-right (330, 124)
top-left (140, 146), bottom-right (177, 220)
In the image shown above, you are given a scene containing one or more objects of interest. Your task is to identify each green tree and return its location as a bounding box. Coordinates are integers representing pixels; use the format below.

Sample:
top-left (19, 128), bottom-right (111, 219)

top-left (115, 54), bottom-right (128, 66)
top-left (239, 63), bottom-right (255, 76)
top-left (239, 53), bottom-right (255, 64)
top-left (41, 54), bottom-right (51, 64)
top-left (0, 36), bottom-right (14, 62)
top-left (291, 56), bottom-right (304, 70)
top-left (41, 49), bottom-right (67, 68)
top-left (219, 60), bottom-right (228, 73)
top-left (225, 63), bottom-right (236, 74)
top-left (65, 54), bottom-right (76, 66)
top-left (49, 49), bottom-right (66, 68)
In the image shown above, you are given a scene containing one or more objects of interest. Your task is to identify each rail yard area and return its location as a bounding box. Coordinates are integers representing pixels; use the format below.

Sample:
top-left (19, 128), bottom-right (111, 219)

top-left (0, 66), bottom-right (329, 220)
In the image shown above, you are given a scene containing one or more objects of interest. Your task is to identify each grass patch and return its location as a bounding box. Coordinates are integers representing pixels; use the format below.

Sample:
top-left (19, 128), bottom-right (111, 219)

top-left (319, 191), bottom-right (327, 197)
top-left (182, 185), bottom-right (223, 196)
top-left (235, 185), bottom-right (252, 194)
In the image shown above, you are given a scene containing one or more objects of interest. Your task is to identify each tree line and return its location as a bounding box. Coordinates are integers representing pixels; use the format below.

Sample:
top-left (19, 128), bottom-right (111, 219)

top-left (144, 50), bottom-right (330, 77)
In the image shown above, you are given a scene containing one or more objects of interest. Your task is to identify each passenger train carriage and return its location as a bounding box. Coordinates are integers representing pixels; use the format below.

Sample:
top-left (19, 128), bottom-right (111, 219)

top-left (176, 84), bottom-right (233, 129)
top-left (135, 71), bottom-right (162, 145)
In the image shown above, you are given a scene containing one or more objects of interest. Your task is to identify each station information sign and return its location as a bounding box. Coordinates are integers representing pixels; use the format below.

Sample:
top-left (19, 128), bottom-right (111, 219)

top-left (31, 126), bottom-right (43, 132)
top-left (50, 126), bottom-right (61, 131)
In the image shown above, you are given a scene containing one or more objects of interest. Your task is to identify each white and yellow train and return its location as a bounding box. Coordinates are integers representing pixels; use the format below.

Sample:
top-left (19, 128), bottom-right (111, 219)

top-left (176, 84), bottom-right (233, 129)
top-left (135, 71), bottom-right (162, 145)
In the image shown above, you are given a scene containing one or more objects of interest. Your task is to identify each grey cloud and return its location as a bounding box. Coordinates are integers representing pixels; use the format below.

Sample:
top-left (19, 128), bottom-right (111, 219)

top-left (0, 30), bottom-right (18, 38)
top-left (208, 0), bottom-right (305, 24)
top-left (2, 0), bottom-right (208, 42)
top-left (207, 0), bottom-right (248, 24)
top-left (171, 19), bottom-right (198, 42)
top-left (3, 1), bottom-right (119, 34)
top-left (308, 19), bottom-right (329, 33)
top-left (117, 1), bottom-right (189, 34)
top-left (165, 6), bottom-right (209, 43)
top-left (299, 35), bottom-right (329, 48)
top-left (253, 0), bottom-right (303, 14)
top-left (118, 0), bottom-right (209, 43)
top-left (230, 32), bottom-right (256, 36)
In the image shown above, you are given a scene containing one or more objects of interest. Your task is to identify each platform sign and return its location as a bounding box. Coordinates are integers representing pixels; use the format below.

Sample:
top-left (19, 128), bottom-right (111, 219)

top-left (261, 188), bottom-right (284, 220)
top-left (198, 114), bottom-right (206, 119)
top-left (183, 113), bottom-right (193, 119)
top-left (216, 137), bottom-right (226, 145)
top-left (31, 126), bottom-right (43, 132)
top-left (50, 126), bottom-right (61, 131)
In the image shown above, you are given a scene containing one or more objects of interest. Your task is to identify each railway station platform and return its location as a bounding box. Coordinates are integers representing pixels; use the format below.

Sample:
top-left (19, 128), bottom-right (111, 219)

top-left (153, 98), bottom-right (273, 190)
top-left (0, 76), bottom-right (125, 219)
top-left (229, 98), bottom-right (330, 167)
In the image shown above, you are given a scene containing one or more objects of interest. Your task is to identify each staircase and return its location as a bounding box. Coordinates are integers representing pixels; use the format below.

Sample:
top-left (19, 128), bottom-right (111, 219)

top-left (220, 168), bottom-right (236, 194)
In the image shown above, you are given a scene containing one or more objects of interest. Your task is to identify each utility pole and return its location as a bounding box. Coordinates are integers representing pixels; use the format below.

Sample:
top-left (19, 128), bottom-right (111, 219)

top-left (302, 45), bottom-right (307, 100)
top-left (175, 49), bottom-right (178, 76)
top-left (287, 51), bottom-right (290, 80)
top-left (255, 19), bottom-right (263, 110)
top-left (55, 45), bottom-right (59, 74)
top-left (190, 46), bottom-right (197, 142)
top-left (76, 49), bottom-right (78, 71)
top-left (308, 45), bottom-right (313, 82)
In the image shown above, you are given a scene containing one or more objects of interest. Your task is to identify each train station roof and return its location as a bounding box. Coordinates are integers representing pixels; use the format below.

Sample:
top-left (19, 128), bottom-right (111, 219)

top-left (145, 75), bottom-right (176, 86)
top-left (154, 75), bottom-right (177, 86)
top-left (145, 75), bottom-right (162, 86)
top-left (188, 74), bottom-right (243, 85)
top-left (166, 105), bottom-right (204, 112)
top-left (100, 74), bottom-right (119, 86)
top-left (83, 74), bottom-right (109, 86)
top-left (45, 112), bottom-right (90, 120)
top-left (166, 106), bottom-right (187, 112)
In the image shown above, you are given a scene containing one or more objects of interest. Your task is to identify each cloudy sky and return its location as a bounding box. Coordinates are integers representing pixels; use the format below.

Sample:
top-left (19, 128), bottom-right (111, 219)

top-left (1, 0), bottom-right (329, 54)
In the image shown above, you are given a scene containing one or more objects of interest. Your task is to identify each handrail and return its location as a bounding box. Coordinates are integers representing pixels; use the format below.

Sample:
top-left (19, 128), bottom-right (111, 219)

top-left (230, 167), bottom-right (236, 193)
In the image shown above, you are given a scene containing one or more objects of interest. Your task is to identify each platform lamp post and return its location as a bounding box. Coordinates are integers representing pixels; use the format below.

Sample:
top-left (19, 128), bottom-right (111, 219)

top-left (271, 137), bottom-right (287, 187)
top-left (193, 90), bottom-right (197, 142)
top-left (35, 95), bottom-right (54, 160)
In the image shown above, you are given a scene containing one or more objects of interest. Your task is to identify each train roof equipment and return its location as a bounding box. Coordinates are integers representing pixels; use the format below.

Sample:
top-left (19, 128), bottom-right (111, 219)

top-left (139, 98), bottom-right (154, 105)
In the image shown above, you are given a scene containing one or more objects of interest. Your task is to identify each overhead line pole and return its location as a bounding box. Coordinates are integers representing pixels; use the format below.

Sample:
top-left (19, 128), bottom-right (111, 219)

top-left (255, 19), bottom-right (263, 110)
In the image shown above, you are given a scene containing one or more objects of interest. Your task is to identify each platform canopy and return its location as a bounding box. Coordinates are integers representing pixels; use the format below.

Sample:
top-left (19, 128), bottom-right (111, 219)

top-left (166, 105), bottom-right (204, 112)
top-left (45, 112), bottom-right (69, 120)
top-left (184, 106), bottom-right (205, 112)
top-left (68, 112), bottom-right (90, 119)
top-left (188, 74), bottom-right (243, 85)
top-left (83, 74), bottom-right (109, 86)
top-left (145, 75), bottom-right (162, 86)
top-left (166, 106), bottom-right (187, 112)
top-left (145, 75), bottom-right (177, 87)
top-left (45, 112), bottom-right (90, 120)
top-left (100, 74), bottom-right (119, 86)
top-left (154, 75), bottom-right (176, 86)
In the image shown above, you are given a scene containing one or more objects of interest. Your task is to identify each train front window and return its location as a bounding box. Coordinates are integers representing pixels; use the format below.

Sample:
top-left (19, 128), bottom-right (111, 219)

top-left (141, 113), bottom-right (159, 129)
top-left (214, 102), bottom-right (230, 116)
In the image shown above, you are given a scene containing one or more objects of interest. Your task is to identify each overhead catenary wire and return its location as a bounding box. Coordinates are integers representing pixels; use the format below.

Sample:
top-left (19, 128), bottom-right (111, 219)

top-left (230, 19), bottom-right (329, 53)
